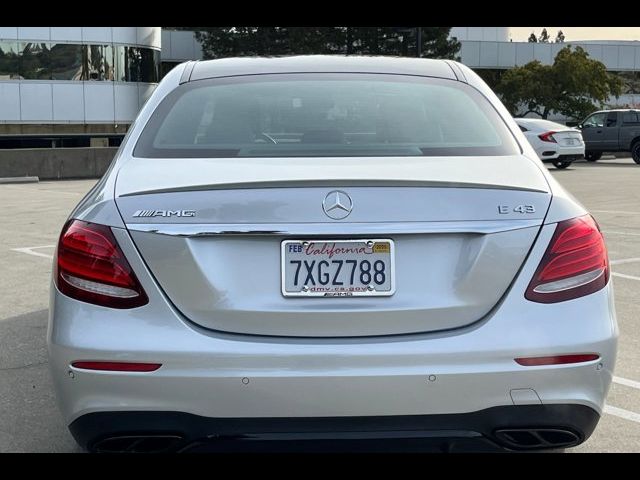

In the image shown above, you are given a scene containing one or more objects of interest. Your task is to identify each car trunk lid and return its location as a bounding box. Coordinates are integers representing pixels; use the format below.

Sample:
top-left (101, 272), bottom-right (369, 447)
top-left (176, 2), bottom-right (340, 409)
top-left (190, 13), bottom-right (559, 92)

top-left (116, 155), bottom-right (551, 337)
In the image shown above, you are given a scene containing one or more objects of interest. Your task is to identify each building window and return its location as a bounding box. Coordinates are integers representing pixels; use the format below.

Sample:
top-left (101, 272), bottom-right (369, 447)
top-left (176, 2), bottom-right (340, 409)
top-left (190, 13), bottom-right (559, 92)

top-left (0, 41), bottom-right (20, 79)
top-left (0, 41), bottom-right (159, 83)
top-left (19, 42), bottom-right (51, 80)
top-left (50, 43), bottom-right (83, 80)
top-left (113, 46), bottom-right (159, 83)
top-left (83, 44), bottom-right (114, 81)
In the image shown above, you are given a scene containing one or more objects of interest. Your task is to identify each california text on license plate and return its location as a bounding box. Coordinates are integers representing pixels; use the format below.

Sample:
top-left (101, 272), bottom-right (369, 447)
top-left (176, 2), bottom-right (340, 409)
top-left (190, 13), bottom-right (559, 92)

top-left (281, 239), bottom-right (395, 297)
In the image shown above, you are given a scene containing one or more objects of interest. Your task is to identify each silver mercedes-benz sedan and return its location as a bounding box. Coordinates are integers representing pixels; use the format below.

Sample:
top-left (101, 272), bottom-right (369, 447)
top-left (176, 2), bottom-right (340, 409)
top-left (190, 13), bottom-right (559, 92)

top-left (48, 56), bottom-right (618, 453)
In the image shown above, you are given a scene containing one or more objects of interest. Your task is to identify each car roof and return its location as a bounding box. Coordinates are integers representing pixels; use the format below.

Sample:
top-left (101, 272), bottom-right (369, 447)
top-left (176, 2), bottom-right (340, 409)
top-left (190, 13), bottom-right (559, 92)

top-left (591, 109), bottom-right (640, 114)
top-left (186, 55), bottom-right (459, 82)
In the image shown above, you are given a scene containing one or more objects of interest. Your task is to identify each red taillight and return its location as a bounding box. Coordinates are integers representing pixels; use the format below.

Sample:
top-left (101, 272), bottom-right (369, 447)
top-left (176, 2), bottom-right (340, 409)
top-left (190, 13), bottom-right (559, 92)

top-left (55, 220), bottom-right (148, 309)
top-left (525, 215), bottom-right (609, 303)
top-left (538, 131), bottom-right (557, 143)
top-left (71, 361), bottom-right (161, 372)
top-left (515, 354), bottom-right (600, 366)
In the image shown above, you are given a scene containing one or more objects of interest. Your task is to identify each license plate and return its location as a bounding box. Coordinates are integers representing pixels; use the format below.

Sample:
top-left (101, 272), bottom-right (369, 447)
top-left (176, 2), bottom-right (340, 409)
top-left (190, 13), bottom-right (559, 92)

top-left (565, 139), bottom-right (575, 145)
top-left (281, 239), bottom-right (395, 297)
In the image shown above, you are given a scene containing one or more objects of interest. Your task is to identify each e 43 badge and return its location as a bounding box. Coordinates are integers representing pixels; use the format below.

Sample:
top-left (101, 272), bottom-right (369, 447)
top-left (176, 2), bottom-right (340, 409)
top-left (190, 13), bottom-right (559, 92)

top-left (498, 205), bottom-right (536, 214)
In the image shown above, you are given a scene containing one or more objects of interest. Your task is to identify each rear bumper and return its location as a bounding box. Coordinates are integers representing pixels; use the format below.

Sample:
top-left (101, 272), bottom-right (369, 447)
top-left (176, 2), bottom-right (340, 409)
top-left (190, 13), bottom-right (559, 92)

top-left (541, 154), bottom-right (585, 163)
top-left (539, 145), bottom-right (585, 161)
top-left (48, 223), bottom-right (618, 451)
top-left (70, 404), bottom-right (600, 452)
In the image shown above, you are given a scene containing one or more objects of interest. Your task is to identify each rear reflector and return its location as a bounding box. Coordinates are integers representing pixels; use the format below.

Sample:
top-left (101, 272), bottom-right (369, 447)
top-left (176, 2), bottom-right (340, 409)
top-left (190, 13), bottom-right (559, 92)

top-left (55, 220), bottom-right (148, 309)
top-left (515, 354), bottom-right (600, 366)
top-left (525, 215), bottom-right (609, 303)
top-left (71, 361), bottom-right (162, 372)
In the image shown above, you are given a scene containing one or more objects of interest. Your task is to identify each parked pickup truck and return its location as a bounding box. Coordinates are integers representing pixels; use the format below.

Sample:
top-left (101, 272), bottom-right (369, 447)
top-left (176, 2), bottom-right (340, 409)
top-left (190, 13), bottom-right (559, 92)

top-left (578, 109), bottom-right (640, 164)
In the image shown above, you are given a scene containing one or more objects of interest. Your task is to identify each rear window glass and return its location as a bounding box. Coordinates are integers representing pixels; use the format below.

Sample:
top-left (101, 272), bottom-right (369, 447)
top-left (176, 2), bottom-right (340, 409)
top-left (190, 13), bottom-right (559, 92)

top-left (134, 73), bottom-right (520, 158)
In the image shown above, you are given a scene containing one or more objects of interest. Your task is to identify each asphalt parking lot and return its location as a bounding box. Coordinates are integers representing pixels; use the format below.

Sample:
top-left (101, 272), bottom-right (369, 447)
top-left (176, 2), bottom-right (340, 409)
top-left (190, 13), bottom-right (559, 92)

top-left (1, 157), bottom-right (640, 452)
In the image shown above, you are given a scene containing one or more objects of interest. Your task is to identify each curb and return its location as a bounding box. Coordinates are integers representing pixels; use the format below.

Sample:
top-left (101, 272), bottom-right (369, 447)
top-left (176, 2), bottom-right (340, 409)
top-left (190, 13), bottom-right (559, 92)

top-left (0, 176), bottom-right (40, 184)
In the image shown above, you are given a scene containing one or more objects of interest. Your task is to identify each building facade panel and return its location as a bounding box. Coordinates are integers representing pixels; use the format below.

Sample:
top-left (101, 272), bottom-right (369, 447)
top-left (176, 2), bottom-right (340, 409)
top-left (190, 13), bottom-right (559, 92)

top-left (17, 27), bottom-right (50, 41)
top-left (112, 27), bottom-right (137, 45)
top-left (602, 45), bottom-right (620, 70)
top-left (0, 27), bottom-right (18, 40)
top-left (515, 42), bottom-right (535, 66)
top-left (114, 83), bottom-right (140, 122)
top-left (450, 27), bottom-right (510, 42)
top-left (161, 30), bottom-right (173, 59)
top-left (52, 83), bottom-right (84, 122)
top-left (83, 82), bottom-right (115, 122)
top-left (479, 41), bottom-right (498, 68)
top-left (164, 30), bottom-right (198, 62)
top-left (20, 83), bottom-right (53, 121)
top-left (533, 43), bottom-right (553, 64)
top-left (81, 27), bottom-right (113, 45)
top-left (0, 83), bottom-right (20, 120)
top-left (51, 27), bottom-right (82, 42)
top-left (460, 41), bottom-right (480, 67)
top-left (497, 42), bottom-right (516, 68)
top-left (620, 46), bottom-right (635, 70)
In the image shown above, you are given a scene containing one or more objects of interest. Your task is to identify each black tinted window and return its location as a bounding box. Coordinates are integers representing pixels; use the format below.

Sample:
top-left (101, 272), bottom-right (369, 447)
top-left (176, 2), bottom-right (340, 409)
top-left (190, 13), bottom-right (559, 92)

top-left (623, 112), bottom-right (640, 124)
top-left (606, 112), bottom-right (618, 127)
top-left (134, 73), bottom-right (520, 158)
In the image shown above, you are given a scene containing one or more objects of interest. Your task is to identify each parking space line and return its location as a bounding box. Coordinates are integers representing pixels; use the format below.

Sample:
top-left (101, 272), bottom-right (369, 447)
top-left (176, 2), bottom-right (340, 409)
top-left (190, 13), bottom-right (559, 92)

top-left (612, 272), bottom-right (640, 282)
top-left (593, 210), bottom-right (640, 216)
top-left (614, 376), bottom-right (640, 391)
top-left (604, 405), bottom-right (640, 424)
top-left (610, 257), bottom-right (640, 266)
top-left (11, 246), bottom-right (55, 260)
top-left (604, 231), bottom-right (640, 237)
top-left (36, 189), bottom-right (84, 196)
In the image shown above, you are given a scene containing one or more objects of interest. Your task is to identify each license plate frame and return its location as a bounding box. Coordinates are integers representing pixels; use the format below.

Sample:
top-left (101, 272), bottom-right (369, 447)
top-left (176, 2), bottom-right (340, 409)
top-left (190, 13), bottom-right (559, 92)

top-left (281, 239), bottom-right (396, 298)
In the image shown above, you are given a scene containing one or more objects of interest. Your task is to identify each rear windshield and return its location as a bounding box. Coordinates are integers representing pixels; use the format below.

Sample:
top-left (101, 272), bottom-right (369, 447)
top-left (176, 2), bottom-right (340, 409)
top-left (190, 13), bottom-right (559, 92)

top-left (134, 73), bottom-right (520, 158)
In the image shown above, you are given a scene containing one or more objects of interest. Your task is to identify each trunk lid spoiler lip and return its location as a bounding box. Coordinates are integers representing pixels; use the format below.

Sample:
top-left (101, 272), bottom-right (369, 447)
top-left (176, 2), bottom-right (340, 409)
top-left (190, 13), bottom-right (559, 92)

top-left (117, 180), bottom-right (549, 198)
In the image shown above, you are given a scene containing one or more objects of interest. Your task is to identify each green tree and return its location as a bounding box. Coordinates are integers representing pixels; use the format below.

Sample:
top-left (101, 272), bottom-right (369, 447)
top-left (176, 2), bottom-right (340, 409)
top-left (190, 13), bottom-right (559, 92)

top-left (419, 27), bottom-right (460, 59)
top-left (495, 46), bottom-right (623, 120)
top-left (194, 27), bottom-right (459, 60)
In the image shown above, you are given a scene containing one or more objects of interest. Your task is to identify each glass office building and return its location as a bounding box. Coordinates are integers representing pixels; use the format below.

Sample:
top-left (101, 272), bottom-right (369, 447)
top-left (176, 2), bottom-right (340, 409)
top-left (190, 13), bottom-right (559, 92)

top-left (0, 27), bottom-right (161, 145)
top-left (4, 26), bottom-right (640, 143)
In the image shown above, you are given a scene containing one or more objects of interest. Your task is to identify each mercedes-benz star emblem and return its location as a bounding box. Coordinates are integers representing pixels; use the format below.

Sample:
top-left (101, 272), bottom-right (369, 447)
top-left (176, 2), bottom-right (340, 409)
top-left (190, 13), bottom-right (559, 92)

top-left (322, 190), bottom-right (353, 220)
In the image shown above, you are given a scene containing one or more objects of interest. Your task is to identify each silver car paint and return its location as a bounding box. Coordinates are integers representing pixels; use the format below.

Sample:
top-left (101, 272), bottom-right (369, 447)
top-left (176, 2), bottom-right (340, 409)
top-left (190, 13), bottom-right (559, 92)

top-left (49, 57), bottom-right (617, 430)
top-left (118, 186), bottom-right (551, 337)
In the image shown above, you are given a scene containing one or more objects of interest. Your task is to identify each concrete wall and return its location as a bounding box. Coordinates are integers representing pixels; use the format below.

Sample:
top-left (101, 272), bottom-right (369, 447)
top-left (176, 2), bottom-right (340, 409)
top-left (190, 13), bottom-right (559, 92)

top-left (0, 147), bottom-right (117, 179)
